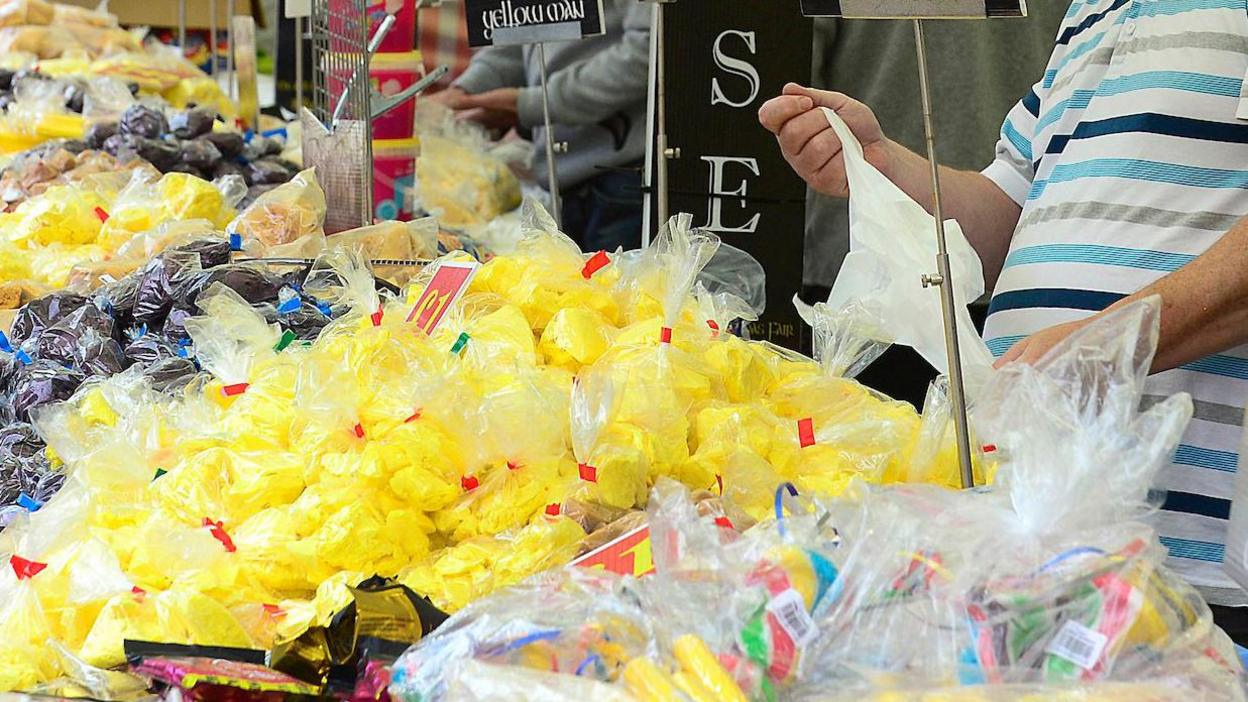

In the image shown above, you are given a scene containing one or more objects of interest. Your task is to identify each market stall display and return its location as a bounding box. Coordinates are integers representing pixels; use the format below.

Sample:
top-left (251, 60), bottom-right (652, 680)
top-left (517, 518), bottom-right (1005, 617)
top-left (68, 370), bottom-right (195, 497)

top-left (0, 204), bottom-right (966, 692)
top-left (388, 300), bottom-right (1243, 702)
top-left (0, 108), bottom-right (305, 307)
top-left (0, 0), bottom-right (240, 156)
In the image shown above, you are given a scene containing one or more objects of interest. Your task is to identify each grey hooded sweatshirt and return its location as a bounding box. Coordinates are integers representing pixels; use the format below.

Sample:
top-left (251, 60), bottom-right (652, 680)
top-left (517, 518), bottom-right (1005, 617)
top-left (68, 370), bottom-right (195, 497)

top-left (453, 0), bottom-right (651, 190)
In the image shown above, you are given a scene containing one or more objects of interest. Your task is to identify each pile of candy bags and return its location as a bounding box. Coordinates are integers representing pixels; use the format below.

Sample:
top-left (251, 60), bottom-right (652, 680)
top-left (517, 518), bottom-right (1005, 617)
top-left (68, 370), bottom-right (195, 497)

top-left (0, 204), bottom-right (967, 690)
top-left (388, 299), bottom-right (1245, 702)
top-left (0, 162), bottom-right (244, 292)
top-left (0, 0), bottom-right (234, 136)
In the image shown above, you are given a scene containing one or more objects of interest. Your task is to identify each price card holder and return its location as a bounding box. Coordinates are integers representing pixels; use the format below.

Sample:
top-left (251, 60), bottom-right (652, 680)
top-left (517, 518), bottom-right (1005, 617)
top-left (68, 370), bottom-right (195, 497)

top-left (571, 525), bottom-right (656, 578)
top-left (464, 0), bottom-right (607, 48)
top-left (799, 0), bottom-right (1026, 18)
top-left (406, 262), bottom-right (481, 335)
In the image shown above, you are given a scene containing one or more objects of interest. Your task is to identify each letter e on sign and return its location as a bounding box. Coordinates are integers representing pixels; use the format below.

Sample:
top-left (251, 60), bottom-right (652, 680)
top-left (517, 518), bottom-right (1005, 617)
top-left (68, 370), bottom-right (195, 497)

top-left (406, 262), bottom-right (481, 335)
top-left (702, 156), bottom-right (762, 233)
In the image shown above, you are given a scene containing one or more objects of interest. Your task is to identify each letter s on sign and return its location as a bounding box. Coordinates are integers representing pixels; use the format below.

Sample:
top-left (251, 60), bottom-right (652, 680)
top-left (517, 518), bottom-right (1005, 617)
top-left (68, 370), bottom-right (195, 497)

top-left (711, 30), bottom-right (760, 108)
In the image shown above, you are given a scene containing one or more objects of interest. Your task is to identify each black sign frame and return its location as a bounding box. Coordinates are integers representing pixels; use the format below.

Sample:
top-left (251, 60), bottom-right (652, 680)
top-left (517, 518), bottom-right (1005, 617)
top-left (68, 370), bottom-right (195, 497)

top-left (799, 0), bottom-right (1026, 18)
top-left (464, 0), bottom-right (606, 47)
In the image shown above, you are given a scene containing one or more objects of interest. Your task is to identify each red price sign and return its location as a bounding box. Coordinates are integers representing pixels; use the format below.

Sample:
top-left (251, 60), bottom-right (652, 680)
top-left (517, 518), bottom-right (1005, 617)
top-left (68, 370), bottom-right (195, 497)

top-left (406, 262), bottom-right (480, 335)
top-left (571, 525), bottom-right (656, 578)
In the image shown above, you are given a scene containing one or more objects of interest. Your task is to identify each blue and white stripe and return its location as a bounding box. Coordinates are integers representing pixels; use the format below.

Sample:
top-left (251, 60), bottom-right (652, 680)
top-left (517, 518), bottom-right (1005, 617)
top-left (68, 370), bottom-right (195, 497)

top-left (981, 0), bottom-right (1248, 605)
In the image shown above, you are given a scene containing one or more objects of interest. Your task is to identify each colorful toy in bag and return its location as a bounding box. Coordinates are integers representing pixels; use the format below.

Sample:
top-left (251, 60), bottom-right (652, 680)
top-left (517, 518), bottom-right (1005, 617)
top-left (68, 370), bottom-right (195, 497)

top-left (387, 300), bottom-right (1244, 702)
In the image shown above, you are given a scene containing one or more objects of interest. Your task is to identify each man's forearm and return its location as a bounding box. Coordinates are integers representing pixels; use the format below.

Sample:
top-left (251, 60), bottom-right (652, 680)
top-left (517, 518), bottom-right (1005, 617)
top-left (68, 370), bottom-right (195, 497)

top-left (882, 140), bottom-right (1022, 290)
top-left (1102, 216), bottom-right (1248, 373)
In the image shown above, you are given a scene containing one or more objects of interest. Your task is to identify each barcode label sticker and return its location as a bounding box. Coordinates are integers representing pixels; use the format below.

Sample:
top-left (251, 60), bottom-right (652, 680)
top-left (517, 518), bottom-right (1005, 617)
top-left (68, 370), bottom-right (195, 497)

top-left (767, 589), bottom-right (818, 648)
top-left (1046, 620), bottom-right (1107, 670)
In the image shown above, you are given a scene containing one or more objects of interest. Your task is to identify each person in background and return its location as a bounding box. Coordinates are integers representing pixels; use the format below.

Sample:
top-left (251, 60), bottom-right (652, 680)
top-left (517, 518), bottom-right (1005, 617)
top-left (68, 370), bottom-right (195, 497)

top-left (431, 0), bottom-right (650, 252)
top-left (415, 0), bottom-right (472, 93)
top-left (803, 9), bottom-right (1067, 407)
top-left (762, 3), bottom-right (1248, 641)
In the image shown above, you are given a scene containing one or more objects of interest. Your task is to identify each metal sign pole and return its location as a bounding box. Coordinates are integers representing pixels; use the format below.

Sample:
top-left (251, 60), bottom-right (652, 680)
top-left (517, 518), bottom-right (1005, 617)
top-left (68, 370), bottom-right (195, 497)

top-left (227, 0), bottom-right (237, 100)
top-left (537, 42), bottom-right (563, 227)
top-left (295, 15), bottom-right (305, 108)
top-left (912, 19), bottom-right (974, 489)
top-left (653, 0), bottom-right (668, 228)
top-left (178, 0), bottom-right (186, 49)
top-left (795, 2), bottom-right (1028, 489)
top-left (209, 0), bottom-right (219, 76)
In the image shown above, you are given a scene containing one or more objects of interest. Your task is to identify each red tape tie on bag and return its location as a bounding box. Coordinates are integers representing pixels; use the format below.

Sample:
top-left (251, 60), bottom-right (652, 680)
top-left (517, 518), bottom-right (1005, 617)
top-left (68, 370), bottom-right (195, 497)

top-left (404, 409), bottom-right (422, 423)
top-left (461, 475), bottom-right (480, 491)
top-left (581, 251), bottom-right (611, 279)
top-left (545, 503), bottom-right (561, 516)
top-left (370, 308), bottom-right (384, 327)
top-left (707, 319), bottom-right (720, 338)
top-left (714, 516), bottom-right (735, 530)
top-left (10, 555), bottom-right (46, 579)
top-left (221, 382), bottom-right (250, 397)
top-left (507, 461), bottom-right (521, 471)
top-left (797, 418), bottom-right (816, 448)
top-left (578, 463), bottom-right (598, 483)
top-left (202, 518), bottom-right (237, 553)
top-left (353, 423), bottom-right (366, 439)
top-left (131, 586), bottom-right (147, 601)
top-left (660, 327), bottom-right (673, 344)
top-left (94, 206), bottom-right (109, 222)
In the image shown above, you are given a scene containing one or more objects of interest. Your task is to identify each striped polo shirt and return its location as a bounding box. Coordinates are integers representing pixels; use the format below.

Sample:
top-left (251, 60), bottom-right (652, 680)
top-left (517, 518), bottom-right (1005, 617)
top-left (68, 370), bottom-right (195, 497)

top-left (982, 0), bottom-right (1248, 606)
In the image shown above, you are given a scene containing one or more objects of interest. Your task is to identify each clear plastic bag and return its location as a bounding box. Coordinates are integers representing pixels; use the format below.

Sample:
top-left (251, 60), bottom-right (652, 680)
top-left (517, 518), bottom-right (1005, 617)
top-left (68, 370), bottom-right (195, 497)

top-left (303, 245), bottom-right (384, 327)
top-left (0, 0), bottom-right (54, 27)
top-left (226, 167), bottom-right (326, 252)
top-left (182, 284), bottom-right (281, 394)
top-left (413, 103), bottom-right (524, 229)
top-left (819, 107), bottom-right (994, 386)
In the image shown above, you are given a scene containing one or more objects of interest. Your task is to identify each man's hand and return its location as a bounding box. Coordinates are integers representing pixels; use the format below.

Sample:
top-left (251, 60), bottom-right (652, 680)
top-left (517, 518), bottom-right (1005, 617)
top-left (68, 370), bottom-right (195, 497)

top-left (994, 319), bottom-right (1091, 369)
top-left (453, 87), bottom-right (521, 132)
top-left (426, 86), bottom-right (469, 107)
top-left (757, 83), bottom-right (892, 198)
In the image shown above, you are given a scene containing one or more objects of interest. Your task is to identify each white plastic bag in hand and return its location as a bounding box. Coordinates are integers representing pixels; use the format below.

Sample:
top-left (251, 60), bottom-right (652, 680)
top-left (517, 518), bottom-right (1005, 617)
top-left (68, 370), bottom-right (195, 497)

top-left (821, 107), bottom-right (994, 387)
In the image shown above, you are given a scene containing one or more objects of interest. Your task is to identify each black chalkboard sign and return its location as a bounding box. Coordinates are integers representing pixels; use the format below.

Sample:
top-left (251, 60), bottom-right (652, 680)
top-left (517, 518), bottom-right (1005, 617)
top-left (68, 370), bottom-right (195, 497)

top-left (464, 0), bottom-right (606, 47)
top-left (654, 0), bottom-right (813, 351)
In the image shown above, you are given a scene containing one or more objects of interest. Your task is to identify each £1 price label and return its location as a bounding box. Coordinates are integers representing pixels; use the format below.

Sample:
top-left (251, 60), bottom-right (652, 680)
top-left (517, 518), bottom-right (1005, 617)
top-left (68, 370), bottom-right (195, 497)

top-left (406, 262), bottom-right (480, 335)
top-left (571, 525), bottom-right (656, 578)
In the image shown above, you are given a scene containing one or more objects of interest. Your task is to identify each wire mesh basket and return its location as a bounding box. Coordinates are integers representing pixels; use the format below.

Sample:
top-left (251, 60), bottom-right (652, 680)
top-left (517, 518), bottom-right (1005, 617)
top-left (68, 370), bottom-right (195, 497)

top-left (306, 0), bottom-right (374, 233)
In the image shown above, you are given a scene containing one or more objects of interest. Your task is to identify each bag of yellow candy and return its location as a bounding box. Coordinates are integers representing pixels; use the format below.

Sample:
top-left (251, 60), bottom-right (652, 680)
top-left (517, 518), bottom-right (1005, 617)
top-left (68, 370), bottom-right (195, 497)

top-left (434, 365), bottom-right (573, 541)
top-left (99, 170), bottom-right (243, 249)
top-left (413, 102), bottom-right (524, 229)
top-left (184, 284), bottom-right (282, 403)
top-left (764, 299), bottom-right (922, 495)
top-left (4, 183), bottom-right (107, 248)
top-left (473, 200), bottom-right (621, 336)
